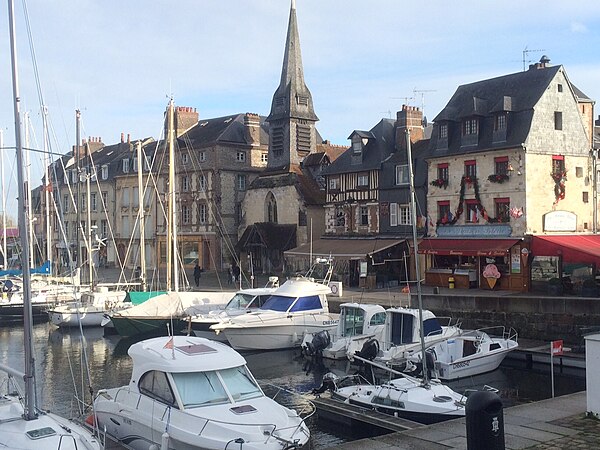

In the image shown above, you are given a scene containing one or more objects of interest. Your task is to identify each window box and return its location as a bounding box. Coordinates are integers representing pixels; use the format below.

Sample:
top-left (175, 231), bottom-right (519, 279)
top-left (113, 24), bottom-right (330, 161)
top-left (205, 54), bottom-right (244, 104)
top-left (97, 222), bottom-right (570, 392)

top-left (430, 178), bottom-right (448, 188)
top-left (488, 174), bottom-right (509, 183)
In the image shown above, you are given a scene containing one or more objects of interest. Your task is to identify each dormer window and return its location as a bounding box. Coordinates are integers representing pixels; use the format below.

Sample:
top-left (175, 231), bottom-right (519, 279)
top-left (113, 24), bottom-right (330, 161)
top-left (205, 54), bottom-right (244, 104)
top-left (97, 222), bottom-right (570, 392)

top-left (462, 119), bottom-right (478, 136)
top-left (494, 114), bottom-right (506, 131)
top-left (101, 165), bottom-right (109, 180)
top-left (122, 159), bottom-right (129, 173)
top-left (132, 157), bottom-right (138, 172)
top-left (352, 136), bottom-right (362, 154)
top-left (439, 124), bottom-right (448, 139)
top-left (395, 165), bottom-right (409, 185)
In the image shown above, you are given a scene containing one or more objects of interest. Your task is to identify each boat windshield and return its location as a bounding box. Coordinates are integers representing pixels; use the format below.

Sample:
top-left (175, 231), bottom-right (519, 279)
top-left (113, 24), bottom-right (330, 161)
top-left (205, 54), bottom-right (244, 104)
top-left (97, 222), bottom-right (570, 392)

top-left (261, 294), bottom-right (322, 312)
top-left (225, 293), bottom-right (255, 311)
top-left (341, 307), bottom-right (364, 337)
top-left (260, 294), bottom-right (295, 311)
top-left (171, 366), bottom-right (262, 408)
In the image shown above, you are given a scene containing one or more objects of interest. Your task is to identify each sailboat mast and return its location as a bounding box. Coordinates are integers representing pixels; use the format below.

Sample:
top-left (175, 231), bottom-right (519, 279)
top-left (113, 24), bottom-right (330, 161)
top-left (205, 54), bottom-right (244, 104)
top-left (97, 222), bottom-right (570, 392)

top-left (8, 0), bottom-right (37, 420)
top-left (24, 112), bottom-right (35, 268)
top-left (0, 130), bottom-right (6, 266)
top-left (86, 141), bottom-right (93, 287)
top-left (406, 129), bottom-right (429, 387)
top-left (75, 109), bottom-right (81, 278)
top-left (136, 141), bottom-right (146, 291)
top-left (42, 106), bottom-right (52, 270)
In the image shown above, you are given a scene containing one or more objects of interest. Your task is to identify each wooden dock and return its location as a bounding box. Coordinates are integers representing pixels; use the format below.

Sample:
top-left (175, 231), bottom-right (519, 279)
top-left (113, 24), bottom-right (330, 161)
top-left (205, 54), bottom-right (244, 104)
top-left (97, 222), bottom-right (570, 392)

top-left (311, 395), bottom-right (423, 433)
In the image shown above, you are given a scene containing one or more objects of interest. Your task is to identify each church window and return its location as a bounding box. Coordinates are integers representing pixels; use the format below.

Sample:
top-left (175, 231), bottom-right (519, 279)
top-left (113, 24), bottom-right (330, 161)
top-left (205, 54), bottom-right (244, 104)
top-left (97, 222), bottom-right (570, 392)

top-left (272, 126), bottom-right (284, 157)
top-left (266, 192), bottom-right (278, 223)
top-left (296, 124), bottom-right (311, 154)
top-left (237, 174), bottom-right (246, 191)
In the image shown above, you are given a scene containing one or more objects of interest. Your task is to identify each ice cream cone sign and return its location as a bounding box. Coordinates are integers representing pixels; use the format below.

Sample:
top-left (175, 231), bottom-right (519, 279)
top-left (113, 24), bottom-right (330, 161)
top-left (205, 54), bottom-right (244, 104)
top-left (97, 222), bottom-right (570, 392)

top-left (521, 248), bottom-right (530, 266)
top-left (483, 264), bottom-right (501, 289)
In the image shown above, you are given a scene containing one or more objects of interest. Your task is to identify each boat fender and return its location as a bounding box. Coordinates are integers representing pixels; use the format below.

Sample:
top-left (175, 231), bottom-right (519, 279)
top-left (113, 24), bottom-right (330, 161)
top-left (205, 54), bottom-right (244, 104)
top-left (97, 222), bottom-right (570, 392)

top-left (161, 432), bottom-right (170, 449)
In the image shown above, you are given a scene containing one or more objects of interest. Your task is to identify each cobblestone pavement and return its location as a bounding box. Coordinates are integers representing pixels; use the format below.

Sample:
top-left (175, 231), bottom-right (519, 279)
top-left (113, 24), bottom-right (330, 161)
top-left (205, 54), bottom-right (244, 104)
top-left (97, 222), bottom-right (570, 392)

top-left (526, 414), bottom-right (600, 449)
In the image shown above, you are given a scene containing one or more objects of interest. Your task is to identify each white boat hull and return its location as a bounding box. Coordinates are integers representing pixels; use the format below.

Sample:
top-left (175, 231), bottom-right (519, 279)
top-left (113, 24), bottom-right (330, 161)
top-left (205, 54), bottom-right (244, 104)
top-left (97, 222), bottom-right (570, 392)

top-left (223, 318), bottom-right (339, 351)
top-left (436, 348), bottom-right (513, 380)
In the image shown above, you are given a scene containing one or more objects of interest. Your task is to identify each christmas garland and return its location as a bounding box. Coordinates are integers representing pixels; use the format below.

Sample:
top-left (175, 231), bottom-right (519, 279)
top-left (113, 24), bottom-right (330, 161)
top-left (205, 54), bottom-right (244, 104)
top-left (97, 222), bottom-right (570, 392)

top-left (437, 176), bottom-right (506, 225)
top-left (551, 171), bottom-right (566, 205)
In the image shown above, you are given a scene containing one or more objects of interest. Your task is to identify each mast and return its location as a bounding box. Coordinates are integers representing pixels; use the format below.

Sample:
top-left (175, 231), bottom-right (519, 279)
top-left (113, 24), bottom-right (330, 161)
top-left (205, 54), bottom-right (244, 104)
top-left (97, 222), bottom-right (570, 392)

top-left (86, 141), bottom-right (93, 287)
top-left (166, 99), bottom-right (179, 291)
top-left (24, 112), bottom-right (34, 268)
top-left (9, 0), bottom-right (37, 419)
top-left (137, 140), bottom-right (146, 291)
top-left (75, 109), bottom-right (81, 277)
top-left (406, 128), bottom-right (429, 387)
top-left (42, 105), bottom-right (52, 270)
top-left (0, 130), bottom-right (6, 267)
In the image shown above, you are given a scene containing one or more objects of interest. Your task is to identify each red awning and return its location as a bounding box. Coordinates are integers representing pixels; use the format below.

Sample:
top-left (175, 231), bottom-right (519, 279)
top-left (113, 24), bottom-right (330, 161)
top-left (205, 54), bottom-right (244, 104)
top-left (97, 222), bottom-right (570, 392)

top-left (531, 235), bottom-right (600, 265)
top-left (418, 238), bottom-right (521, 256)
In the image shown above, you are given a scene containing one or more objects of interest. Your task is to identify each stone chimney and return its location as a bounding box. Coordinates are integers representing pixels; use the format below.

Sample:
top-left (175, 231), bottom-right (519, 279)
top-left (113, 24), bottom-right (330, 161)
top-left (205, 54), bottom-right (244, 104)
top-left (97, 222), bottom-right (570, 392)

top-left (529, 55), bottom-right (551, 70)
top-left (244, 113), bottom-right (261, 146)
top-left (175, 106), bottom-right (199, 137)
top-left (395, 105), bottom-right (424, 152)
top-left (84, 136), bottom-right (104, 154)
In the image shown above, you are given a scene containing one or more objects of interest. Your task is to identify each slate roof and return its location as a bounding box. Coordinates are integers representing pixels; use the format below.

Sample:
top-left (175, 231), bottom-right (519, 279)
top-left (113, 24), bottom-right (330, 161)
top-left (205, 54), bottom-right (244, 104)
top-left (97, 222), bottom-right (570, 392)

top-left (183, 114), bottom-right (269, 147)
top-left (248, 165), bottom-right (325, 206)
top-left (429, 64), bottom-right (590, 157)
top-left (322, 119), bottom-right (397, 175)
top-left (237, 222), bottom-right (297, 251)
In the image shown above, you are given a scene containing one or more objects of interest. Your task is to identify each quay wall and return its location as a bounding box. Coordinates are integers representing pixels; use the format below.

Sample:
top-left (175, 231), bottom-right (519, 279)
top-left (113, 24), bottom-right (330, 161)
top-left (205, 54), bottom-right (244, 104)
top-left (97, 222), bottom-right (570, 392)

top-left (329, 294), bottom-right (600, 345)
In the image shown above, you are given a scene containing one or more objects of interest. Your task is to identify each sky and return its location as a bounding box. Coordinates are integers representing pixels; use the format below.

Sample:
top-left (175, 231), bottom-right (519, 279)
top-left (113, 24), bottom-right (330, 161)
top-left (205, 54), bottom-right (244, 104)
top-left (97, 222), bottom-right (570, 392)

top-left (1, 0), bottom-right (600, 217)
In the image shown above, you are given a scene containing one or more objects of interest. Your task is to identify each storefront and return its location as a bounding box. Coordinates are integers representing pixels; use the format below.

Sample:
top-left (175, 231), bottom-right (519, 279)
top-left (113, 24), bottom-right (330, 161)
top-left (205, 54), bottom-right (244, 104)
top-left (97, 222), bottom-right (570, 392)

top-left (418, 238), bottom-right (528, 292)
top-left (284, 237), bottom-right (408, 288)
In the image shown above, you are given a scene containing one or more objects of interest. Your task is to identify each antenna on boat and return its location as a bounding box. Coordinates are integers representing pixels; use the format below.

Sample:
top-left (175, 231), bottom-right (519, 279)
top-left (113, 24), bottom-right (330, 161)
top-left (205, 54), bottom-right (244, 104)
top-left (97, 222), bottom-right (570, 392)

top-left (406, 128), bottom-right (429, 388)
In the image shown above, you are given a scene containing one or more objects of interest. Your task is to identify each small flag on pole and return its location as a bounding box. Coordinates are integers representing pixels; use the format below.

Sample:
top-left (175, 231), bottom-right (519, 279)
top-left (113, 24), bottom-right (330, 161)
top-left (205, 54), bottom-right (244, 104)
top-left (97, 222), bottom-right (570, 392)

top-left (551, 339), bottom-right (563, 356)
top-left (164, 337), bottom-right (174, 350)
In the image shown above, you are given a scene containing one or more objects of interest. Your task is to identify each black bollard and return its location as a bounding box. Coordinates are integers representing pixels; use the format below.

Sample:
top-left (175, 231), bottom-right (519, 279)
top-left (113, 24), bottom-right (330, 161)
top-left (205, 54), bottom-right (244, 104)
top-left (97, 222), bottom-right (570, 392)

top-left (466, 390), bottom-right (505, 450)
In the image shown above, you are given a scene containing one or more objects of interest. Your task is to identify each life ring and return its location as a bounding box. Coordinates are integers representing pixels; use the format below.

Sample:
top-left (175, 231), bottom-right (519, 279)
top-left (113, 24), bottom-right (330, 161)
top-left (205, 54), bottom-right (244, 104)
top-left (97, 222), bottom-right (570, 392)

top-left (330, 284), bottom-right (338, 295)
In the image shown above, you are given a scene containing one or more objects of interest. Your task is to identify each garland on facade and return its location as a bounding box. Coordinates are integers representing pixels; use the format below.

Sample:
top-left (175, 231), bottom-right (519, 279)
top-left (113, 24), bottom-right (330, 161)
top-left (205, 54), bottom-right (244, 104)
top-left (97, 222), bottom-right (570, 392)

top-left (487, 173), bottom-right (509, 183)
top-left (430, 178), bottom-right (448, 188)
top-left (437, 176), bottom-right (506, 226)
top-left (552, 171), bottom-right (567, 205)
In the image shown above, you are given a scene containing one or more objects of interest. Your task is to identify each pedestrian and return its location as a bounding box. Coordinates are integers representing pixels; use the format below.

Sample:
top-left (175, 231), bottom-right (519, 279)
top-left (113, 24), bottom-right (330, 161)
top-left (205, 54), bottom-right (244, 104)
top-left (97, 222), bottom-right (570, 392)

top-left (227, 266), bottom-right (233, 285)
top-left (194, 263), bottom-right (202, 287)
top-left (232, 263), bottom-right (240, 284)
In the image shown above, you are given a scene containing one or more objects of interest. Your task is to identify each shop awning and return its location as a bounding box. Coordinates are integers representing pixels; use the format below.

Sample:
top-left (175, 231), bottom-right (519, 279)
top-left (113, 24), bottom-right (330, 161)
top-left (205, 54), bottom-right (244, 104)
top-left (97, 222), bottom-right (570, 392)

top-left (418, 238), bottom-right (521, 256)
top-left (531, 235), bottom-right (600, 265)
top-left (284, 238), bottom-right (406, 259)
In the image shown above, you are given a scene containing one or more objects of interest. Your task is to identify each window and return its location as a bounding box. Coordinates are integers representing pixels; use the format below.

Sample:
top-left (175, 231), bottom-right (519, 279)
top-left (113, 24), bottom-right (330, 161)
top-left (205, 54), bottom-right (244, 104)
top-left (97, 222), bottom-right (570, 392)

top-left (237, 174), bottom-right (246, 191)
top-left (352, 135), bottom-right (362, 154)
top-left (390, 203), bottom-right (398, 226)
top-left (266, 193), bottom-right (278, 223)
top-left (399, 205), bottom-right (411, 225)
top-left (462, 119), bottom-right (478, 136)
top-left (199, 151), bottom-right (206, 162)
top-left (360, 206), bottom-right (369, 226)
top-left (101, 220), bottom-right (107, 237)
top-left (91, 193), bottom-right (97, 211)
top-left (558, 83), bottom-right (563, 93)
top-left (121, 216), bottom-right (130, 235)
top-left (438, 201), bottom-right (450, 224)
top-left (101, 165), bottom-right (109, 180)
top-left (132, 187), bottom-right (139, 208)
top-left (439, 123), bottom-right (448, 139)
top-left (261, 153), bottom-right (268, 163)
top-left (63, 194), bottom-right (69, 213)
top-left (90, 168), bottom-right (97, 181)
top-left (181, 153), bottom-right (189, 165)
top-left (81, 194), bottom-right (86, 212)
top-left (335, 207), bottom-right (345, 227)
top-left (236, 152), bottom-right (246, 162)
top-left (437, 163), bottom-right (448, 181)
top-left (132, 157), bottom-right (138, 172)
top-left (298, 210), bottom-right (307, 226)
top-left (357, 173), bottom-right (369, 187)
top-left (122, 187), bottom-right (130, 207)
top-left (495, 198), bottom-right (510, 222)
top-left (182, 176), bottom-right (190, 192)
top-left (494, 156), bottom-right (509, 175)
top-left (552, 155), bottom-right (565, 175)
top-left (554, 111), bottom-right (563, 130)
top-left (465, 199), bottom-right (479, 223)
top-left (199, 204), bottom-right (207, 223)
top-left (144, 154), bottom-right (152, 171)
top-left (139, 371), bottom-right (176, 407)
top-left (64, 221), bottom-right (69, 239)
top-left (395, 165), bottom-right (409, 185)
top-left (182, 205), bottom-right (190, 224)
top-left (583, 192), bottom-right (589, 203)
top-left (198, 174), bottom-right (206, 191)
top-left (329, 178), bottom-right (339, 191)
top-left (464, 160), bottom-right (477, 178)
top-left (102, 192), bottom-right (108, 209)
top-left (122, 159), bottom-right (129, 173)
top-left (494, 114), bottom-right (507, 131)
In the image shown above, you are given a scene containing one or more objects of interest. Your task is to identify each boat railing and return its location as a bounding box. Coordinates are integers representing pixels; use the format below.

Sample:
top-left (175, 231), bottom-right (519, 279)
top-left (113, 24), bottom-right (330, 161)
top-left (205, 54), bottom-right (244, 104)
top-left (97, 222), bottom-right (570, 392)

top-left (436, 316), bottom-right (463, 330)
top-left (462, 326), bottom-right (518, 343)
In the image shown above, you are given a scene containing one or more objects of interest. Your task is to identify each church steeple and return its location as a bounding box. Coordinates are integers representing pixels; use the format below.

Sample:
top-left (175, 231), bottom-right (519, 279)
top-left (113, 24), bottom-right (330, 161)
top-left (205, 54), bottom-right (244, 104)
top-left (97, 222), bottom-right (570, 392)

top-left (267, 0), bottom-right (319, 170)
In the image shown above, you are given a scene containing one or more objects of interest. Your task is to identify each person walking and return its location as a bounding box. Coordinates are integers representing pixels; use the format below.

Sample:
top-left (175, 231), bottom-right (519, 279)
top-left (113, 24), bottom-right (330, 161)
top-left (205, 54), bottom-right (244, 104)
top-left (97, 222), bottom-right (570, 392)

top-left (193, 263), bottom-right (202, 288)
top-left (227, 266), bottom-right (233, 285)
top-left (232, 263), bottom-right (240, 284)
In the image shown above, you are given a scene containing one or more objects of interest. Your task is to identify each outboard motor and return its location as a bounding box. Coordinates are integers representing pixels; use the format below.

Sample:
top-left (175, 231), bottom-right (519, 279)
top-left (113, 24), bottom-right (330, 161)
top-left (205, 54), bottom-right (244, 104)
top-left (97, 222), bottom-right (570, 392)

top-left (312, 372), bottom-right (339, 395)
top-left (304, 330), bottom-right (331, 357)
top-left (410, 348), bottom-right (437, 379)
top-left (355, 338), bottom-right (379, 361)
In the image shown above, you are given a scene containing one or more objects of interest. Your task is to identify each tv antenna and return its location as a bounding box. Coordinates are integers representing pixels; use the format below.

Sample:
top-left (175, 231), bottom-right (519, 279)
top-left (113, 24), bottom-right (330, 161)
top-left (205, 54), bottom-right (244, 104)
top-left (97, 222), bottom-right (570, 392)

top-left (522, 46), bottom-right (545, 71)
top-left (390, 96), bottom-right (415, 107)
top-left (413, 88), bottom-right (437, 117)
top-left (380, 110), bottom-right (392, 119)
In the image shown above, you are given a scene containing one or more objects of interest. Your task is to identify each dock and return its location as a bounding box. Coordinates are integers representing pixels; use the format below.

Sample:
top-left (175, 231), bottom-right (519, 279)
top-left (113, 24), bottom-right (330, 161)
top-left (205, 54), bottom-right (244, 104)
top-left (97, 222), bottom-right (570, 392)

top-left (312, 395), bottom-right (423, 433)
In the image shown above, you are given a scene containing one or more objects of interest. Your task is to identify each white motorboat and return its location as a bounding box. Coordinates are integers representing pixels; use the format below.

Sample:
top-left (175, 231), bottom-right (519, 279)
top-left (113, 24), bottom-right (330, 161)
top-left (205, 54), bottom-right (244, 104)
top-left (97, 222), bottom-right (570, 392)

top-left (329, 372), bottom-right (466, 424)
top-left (211, 277), bottom-right (339, 351)
top-left (424, 327), bottom-right (519, 380)
top-left (346, 306), bottom-right (462, 366)
top-left (187, 280), bottom-right (278, 341)
top-left (0, 1), bottom-right (102, 446)
top-left (93, 335), bottom-right (311, 449)
top-left (48, 286), bottom-right (128, 327)
top-left (301, 303), bottom-right (386, 360)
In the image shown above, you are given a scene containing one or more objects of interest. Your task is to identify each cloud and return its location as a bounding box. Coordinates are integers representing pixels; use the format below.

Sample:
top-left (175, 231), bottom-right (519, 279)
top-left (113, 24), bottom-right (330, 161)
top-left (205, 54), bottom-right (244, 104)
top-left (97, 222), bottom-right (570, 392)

top-left (570, 21), bottom-right (588, 33)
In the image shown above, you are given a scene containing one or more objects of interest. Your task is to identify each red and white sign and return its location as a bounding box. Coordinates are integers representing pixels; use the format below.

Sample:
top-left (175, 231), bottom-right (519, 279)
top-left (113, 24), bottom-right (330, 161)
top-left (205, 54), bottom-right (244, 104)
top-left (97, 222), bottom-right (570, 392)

top-left (551, 340), bottom-right (564, 356)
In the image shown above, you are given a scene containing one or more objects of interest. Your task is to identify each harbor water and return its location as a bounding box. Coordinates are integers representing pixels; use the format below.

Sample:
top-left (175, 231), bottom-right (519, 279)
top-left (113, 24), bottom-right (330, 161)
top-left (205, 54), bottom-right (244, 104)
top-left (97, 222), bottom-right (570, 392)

top-left (0, 322), bottom-right (587, 448)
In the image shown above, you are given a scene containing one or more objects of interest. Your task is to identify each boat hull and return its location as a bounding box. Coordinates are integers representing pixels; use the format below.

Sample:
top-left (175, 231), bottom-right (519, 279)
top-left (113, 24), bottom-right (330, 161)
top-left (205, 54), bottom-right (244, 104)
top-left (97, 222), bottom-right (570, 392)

top-left (110, 316), bottom-right (187, 337)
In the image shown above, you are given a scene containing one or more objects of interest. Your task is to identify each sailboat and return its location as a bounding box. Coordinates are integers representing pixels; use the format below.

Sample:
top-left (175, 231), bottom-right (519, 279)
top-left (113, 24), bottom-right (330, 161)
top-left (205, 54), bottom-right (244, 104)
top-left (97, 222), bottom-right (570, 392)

top-left (324, 129), bottom-right (467, 424)
top-left (0, 1), bottom-right (102, 447)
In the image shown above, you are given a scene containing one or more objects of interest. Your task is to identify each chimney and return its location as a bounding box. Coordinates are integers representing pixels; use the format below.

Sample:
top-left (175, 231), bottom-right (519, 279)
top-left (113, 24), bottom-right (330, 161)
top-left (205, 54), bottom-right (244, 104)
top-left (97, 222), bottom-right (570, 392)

top-left (120, 132), bottom-right (125, 143)
top-left (395, 105), bottom-right (424, 152)
top-left (530, 55), bottom-right (551, 70)
top-left (127, 133), bottom-right (131, 144)
top-left (244, 113), bottom-right (261, 147)
top-left (595, 115), bottom-right (600, 126)
top-left (175, 106), bottom-right (199, 137)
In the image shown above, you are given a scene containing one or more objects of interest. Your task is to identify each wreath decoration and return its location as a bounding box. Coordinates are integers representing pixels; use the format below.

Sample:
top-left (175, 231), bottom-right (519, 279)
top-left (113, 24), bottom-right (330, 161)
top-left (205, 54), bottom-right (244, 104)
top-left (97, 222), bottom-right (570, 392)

top-left (551, 171), bottom-right (566, 205)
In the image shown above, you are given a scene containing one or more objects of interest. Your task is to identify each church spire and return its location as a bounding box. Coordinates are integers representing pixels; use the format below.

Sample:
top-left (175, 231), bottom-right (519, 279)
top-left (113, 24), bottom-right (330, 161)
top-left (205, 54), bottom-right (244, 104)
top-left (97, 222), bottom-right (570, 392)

top-left (267, 0), bottom-right (318, 169)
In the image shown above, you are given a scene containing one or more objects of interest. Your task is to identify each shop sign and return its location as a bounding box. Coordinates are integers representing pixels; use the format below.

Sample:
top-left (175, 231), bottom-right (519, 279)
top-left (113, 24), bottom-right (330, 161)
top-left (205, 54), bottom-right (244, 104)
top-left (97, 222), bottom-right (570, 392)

top-left (437, 224), bottom-right (512, 237)
top-left (543, 211), bottom-right (576, 232)
top-left (511, 246), bottom-right (521, 273)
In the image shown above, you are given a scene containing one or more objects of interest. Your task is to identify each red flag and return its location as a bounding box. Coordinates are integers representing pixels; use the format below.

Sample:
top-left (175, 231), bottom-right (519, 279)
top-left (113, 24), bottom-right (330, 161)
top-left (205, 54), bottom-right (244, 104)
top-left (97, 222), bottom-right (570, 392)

top-left (164, 337), bottom-right (174, 349)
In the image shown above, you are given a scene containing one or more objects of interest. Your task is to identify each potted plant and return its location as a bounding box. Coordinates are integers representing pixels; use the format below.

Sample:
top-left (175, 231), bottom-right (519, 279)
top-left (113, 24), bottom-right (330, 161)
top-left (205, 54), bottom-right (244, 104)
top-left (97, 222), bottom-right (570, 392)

top-left (581, 279), bottom-right (598, 297)
top-left (547, 277), bottom-right (563, 295)
top-left (487, 174), bottom-right (509, 183)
